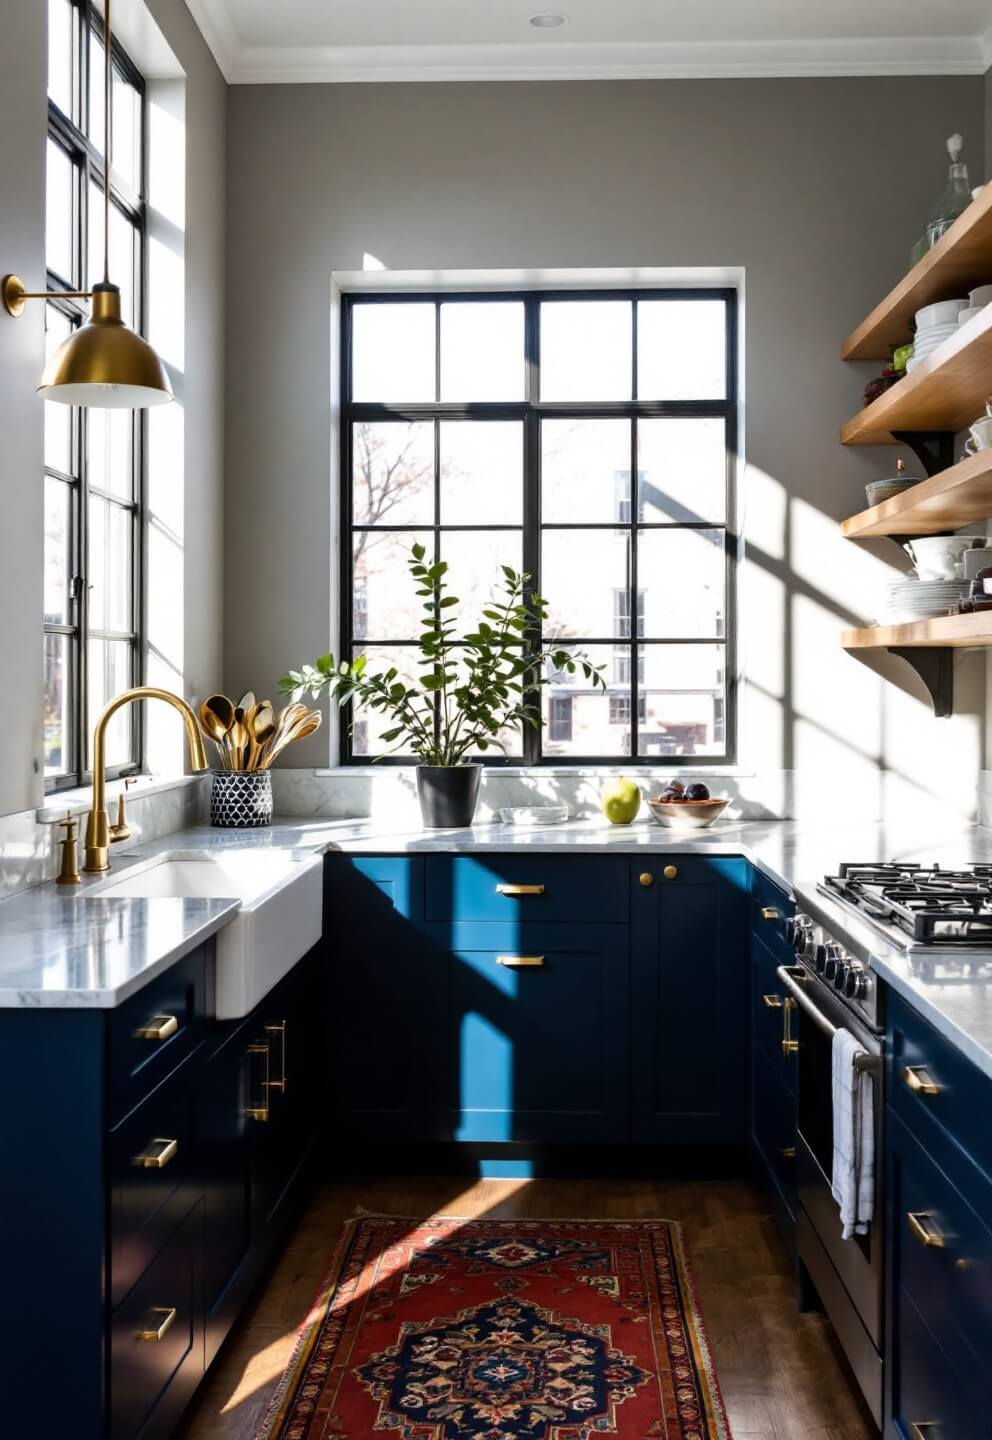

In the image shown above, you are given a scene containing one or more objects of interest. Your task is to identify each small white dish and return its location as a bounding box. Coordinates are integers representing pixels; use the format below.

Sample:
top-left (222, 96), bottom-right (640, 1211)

top-left (969, 285), bottom-right (992, 308)
top-left (958, 305), bottom-right (986, 326)
top-left (496, 805), bottom-right (569, 826)
top-left (916, 298), bottom-right (967, 329)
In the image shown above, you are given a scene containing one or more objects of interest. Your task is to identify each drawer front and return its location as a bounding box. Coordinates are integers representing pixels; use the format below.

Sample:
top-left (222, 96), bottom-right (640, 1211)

top-left (111, 1199), bottom-right (203, 1440)
top-left (888, 990), bottom-right (992, 1189)
top-left (750, 868), bottom-right (794, 963)
top-left (752, 934), bottom-right (798, 1092)
top-left (109, 947), bottom-right (207, 1124)
top-left (888, 1283), bottom-right (985, 1440)
top-left (888, 1110), bottom-right (992, 1374)
top-left (110, 1072), bottom-right (197, 1309)
top-left (328, 855), bottom-right (423, 921)
top-left (426, 855), bottom-right (628, 925)
top-left (752, 1047), bottom-right (797, 1217)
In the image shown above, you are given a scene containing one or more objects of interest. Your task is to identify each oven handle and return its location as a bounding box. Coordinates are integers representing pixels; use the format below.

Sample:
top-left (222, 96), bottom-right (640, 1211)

top-left (775, 965), bottom-right (881, 1074)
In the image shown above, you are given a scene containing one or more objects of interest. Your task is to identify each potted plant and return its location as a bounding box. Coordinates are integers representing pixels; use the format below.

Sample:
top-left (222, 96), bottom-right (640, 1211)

top-left (280, 543), bottom-right (604, 828)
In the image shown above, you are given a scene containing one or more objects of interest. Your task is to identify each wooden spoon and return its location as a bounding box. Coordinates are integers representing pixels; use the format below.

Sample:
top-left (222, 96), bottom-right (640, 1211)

top-left (199, 694), bottom-right (235, 770)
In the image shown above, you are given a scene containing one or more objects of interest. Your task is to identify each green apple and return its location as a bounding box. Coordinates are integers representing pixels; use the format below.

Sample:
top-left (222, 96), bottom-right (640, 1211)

top-left (601, 775), bottom-right (641, 825)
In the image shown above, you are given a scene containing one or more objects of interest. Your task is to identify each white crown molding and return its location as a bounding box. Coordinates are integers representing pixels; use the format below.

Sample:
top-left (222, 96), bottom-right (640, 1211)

top-left (181, 7), bottom-right (988, 85)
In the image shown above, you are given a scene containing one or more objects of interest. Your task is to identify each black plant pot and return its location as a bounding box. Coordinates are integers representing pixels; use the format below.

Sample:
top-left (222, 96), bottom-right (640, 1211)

top-left (416, 765), bottom-right (482, 829)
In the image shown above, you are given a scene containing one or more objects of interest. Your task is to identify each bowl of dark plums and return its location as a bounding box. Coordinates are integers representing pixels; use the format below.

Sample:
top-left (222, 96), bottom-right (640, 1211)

top-left (646, 782), bottom-right (729, 830)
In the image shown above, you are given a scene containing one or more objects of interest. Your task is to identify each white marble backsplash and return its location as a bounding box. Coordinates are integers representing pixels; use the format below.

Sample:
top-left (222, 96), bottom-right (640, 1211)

top-left (0, 776), bottom-right (209, 900)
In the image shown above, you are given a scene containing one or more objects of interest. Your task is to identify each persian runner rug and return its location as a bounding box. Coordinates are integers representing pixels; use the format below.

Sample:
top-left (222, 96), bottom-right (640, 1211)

top-left (257, 1214), bottom-right (731, 1440)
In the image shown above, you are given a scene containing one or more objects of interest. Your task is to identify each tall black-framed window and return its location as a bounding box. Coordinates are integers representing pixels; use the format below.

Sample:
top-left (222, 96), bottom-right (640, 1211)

top-left (44, 0), bottom-right (146, 791)
top-left (340, 288), bottom-right (737, 765)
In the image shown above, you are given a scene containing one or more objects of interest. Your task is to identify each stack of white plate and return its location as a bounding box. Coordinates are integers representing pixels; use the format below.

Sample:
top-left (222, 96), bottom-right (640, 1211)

top-left (878, 576), bottom-right (969, 624)
top-left (906, 298), bottom-right (967, 373)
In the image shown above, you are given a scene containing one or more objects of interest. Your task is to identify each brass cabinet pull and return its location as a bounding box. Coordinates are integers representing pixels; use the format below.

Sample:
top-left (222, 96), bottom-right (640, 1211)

top-left (781, 996), bottom-right (799, 1056)
top-left (907, 1211), bottom-right (946, 1249)
top-left (639, 872), bottom-right (654, 888)
top-left (763, 994), bottom-right (784, 1009)
top-left (761, 906), bottom-right (781, 921)
top-left (131, 1137), bottom-right (178, 1169)
top-left (780, 1146), bottom-right (796, 1160)
top-left (904, 1065), bottom-right (941, 1097)
top-left (134, 1013), bottom-right (178, 1042)
top-left (135, 1306), bottom-right (177, 1342)
top-left (265, 1021), bottom-right (287, 1093)
top-left (663, 865), bottom-right (678, 880)
top-left (496, 884), bottom-right (545, 896)
top-left (910, 1425), bottom-right (942, 1440)
top-left (497, 955), bottom-right (545, 968)
top-left (245, 1040), bottom-right (271, 1121)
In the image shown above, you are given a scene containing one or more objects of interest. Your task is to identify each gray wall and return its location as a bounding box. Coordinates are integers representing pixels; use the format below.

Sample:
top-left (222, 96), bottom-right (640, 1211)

top-left (0, 0), bottom-right (225, 816)
top-left (224, 77), bottom-right (987, 817)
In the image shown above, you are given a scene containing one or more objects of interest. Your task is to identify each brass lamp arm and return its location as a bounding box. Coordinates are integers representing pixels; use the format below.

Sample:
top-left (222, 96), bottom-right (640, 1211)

top-left (2, 275), bottom-right (94, 318)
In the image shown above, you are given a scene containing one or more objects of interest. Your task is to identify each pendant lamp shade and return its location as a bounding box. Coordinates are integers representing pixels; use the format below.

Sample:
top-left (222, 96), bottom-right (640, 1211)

top-left (38, 283), bottom-right (173, 408)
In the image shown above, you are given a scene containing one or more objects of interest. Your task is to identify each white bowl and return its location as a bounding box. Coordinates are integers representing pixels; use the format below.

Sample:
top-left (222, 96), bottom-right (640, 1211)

top-left (969, 285), bottom-right (992, 308)
top-left (916, 298), bottom-right (967, 329)
top-left (646, 797), bottom-right (729, 830)
top-left (958, 305), bottom-right (986, 326)
top-left (496, 805), bottom-right (569, 826)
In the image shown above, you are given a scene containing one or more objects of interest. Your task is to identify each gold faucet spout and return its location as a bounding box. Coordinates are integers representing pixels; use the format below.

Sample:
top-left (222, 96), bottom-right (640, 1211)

top-left (83, 687), bottom-right (208, 874)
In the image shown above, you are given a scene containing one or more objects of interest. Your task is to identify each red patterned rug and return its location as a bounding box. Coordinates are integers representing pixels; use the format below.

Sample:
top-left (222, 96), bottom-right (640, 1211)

top-left (256, 1214), bottom-right (731, 1439)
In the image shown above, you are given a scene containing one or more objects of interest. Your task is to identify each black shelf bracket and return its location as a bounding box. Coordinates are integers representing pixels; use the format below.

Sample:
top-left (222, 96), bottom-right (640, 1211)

top-left (887, 646), bottom-right (953, 717)
top-left (891, 430), bottom-right (955, 479)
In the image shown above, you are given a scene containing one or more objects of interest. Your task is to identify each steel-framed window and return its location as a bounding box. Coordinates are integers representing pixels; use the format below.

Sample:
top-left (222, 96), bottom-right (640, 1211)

top-left (44, 0), bottom-right (146, 789)
top-left (340, 288), bottom-right (737, 765)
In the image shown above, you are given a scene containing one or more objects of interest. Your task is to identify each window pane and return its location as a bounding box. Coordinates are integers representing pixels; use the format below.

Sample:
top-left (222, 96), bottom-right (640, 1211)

top-left (348, 646), bottom-right (424, 757)
top-left (46, 138), bottom-right (76, 284)
top-left (44, 478), bottom-right (71, 624)
top-left (351, 303), bottom-right (435, 403)
top-left (542, 418), bottom-right (631, 524)
top-left (48, 0), bottom-right (75, 118)
top-left (440, 421), bottom-right (523, 525)
top-left (354, 530), bottom-right (432, 640)
top-left (639, 528), bottom-right (726, 638)
top-left (541, 300), bottom-right (632, 402)
top-left (351, 421), bottom-right (433, 527)
top-left (451, 647), bottom-right (524, 759)
top-left (44, 633), bottom-right (71, 778)
top-left (88, 638), bottom-right (133, 766)
top-left (638, 417), bottom-right (726, 526)
top-left (638, 299), bottom-right (727, 400)
top-left (441, 530), bottom-right (523, 634)
top-left (44, 305), bottom-right (74, 474)
top-left (88, 407), bottom-right (134, 499)
top-left (440, 302), bottom-right (524, 401)
top-left (90, 189), bottom-right (138, 325)
top-left (88, 496), bottom-right (133, 633)
top-left (639, 644), bottom-right (727, 757)
top-left (541, 645), bottom-right (623, 758)
top-left (542, 530), bottom-right (629, 639)
top-left (88, 28), bottom-right (105, 153)
top-left (112, 69), bottom-right (142, 192)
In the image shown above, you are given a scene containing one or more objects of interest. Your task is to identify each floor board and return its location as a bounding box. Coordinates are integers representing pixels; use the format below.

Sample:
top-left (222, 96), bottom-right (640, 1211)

top-left (178, 1177), bottom-right (876, 1440)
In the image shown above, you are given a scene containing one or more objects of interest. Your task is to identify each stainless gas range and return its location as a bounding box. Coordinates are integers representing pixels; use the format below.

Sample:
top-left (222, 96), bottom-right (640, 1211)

top-left (782, 861), bottom-right (992, 1429)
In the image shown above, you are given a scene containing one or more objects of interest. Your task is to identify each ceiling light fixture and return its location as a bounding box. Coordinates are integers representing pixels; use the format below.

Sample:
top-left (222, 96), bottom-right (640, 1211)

top-left (529, 12), bottom-right (568, 28)
top-left (2, 0), bottom-right (172, 409)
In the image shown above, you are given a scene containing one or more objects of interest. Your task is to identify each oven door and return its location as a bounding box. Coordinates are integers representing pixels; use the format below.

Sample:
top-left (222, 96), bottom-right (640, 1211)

top-left (778, 964), bottom-right (884, 1347)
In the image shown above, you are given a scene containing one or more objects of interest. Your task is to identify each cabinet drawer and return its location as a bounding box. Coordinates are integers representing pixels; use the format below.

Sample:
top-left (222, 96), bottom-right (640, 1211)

top-left (889, 1283), bottom-right (986, 1440)
top-left (888, 1110), bottom-right (992, 1375)
top-left (750, 869), bottom-right (794, 963)
top-left (752, 1048), bottom-right (797, 1217)
top-left (888, 990), bottom-right (992, 1189)
top-left (330, 856), bottom-right (423, 920)
top-left (752, 934), bottom-right (797, 1093)
top-left (109, 1072), bottom-right (197, 1309)
top-left (426, 856), bottom-right (628, 924)
top-left (110, 1199), bottom-right (203, 1440)
top-left (109, 948), bottom-right (207, 1124)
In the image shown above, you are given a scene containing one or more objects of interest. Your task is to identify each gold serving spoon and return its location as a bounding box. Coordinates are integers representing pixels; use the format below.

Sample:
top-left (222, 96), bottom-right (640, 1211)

top-left (199, 694), bottom-right (235, 770)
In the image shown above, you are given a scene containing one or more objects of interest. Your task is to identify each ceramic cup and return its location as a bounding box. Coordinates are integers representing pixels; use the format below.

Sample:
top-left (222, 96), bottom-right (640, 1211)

top-left (964, 415), bottom-right (992, 455)
top-left (905, 536), bottom-right (983, 580)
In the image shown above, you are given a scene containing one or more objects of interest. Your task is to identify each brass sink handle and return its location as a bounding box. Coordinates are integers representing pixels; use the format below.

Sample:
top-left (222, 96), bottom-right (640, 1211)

top-left (109, 776), bottom-right (137, 843)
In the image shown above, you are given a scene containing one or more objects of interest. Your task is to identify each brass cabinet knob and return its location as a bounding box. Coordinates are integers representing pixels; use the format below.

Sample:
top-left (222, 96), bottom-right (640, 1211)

top-left (904, 1065), bottom-right (941, 1096)
top-left (135, 1307), bottom-right (177, 1342)
top-left (134, 1013), bottom-right (179, 1042)
top-left (663, 865), bottom-right (678, 881)
top-left (760, 906), bottom-right (781, 921)
top-left (639, 872), bottom-right (654, 888)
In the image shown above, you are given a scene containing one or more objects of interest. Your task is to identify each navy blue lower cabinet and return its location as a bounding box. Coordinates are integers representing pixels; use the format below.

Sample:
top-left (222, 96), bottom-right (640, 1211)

top-left (440, 921), bottom-right (629, 1143)
top-left (630, 856), bottom-right (750, 1145)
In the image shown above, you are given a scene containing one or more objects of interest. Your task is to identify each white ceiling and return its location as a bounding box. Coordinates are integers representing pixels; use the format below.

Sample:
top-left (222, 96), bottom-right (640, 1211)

top-left (185, 0), bottom-right (992, 84)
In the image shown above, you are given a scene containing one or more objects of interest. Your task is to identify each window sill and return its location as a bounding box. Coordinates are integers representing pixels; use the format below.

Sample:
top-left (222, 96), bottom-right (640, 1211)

top-left (311, 765), bottom-right (756, 779)
top-left (37, 773), bottom-right (206, 825)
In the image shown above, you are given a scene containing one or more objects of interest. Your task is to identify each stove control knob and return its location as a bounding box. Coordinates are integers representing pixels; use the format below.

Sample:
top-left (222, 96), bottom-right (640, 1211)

top-left (790, 915), bottom-right (814, 957)
top-left (822, 942), bottom-right (842, 980)
top-left (845, 964), bottom-right (868, 1000)
top-left (784, 918), bottom-right (798, 947)
top-left (813, 943), bottom-right (829, 974)
top-left (834, 960), bottom-right (850, 991)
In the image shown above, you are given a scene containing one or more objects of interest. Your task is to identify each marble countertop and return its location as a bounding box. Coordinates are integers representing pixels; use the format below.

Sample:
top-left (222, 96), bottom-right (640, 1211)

top-left (7, 813), bottom-right (992, 1083)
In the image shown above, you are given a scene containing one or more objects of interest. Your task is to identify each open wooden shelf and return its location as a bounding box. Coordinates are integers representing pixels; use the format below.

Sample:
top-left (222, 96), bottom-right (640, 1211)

top-left (840, 303), bottom-right (992, 445)
top-left (842, 612), bottom-right (992, 650)
top-left (842, 183), bottom-right (992, 361)
top-left (841, 449), bottom-right (992, 537)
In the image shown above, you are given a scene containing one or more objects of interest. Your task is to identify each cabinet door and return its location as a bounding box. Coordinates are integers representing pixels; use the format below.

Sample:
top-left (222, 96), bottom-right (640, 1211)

top-left (442, 922), bottom-right (629, 1143)
top-left (326, 857), bottom-right (449, 1140)
top-left (630, 856), bottom-right (749, 1144)
top-left (199, 1023), bottom-right (253, 1368)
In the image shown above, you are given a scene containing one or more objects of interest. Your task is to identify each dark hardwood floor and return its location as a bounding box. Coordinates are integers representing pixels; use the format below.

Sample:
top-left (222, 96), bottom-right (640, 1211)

top-left (178, 1177), bottom-right (875, 1440)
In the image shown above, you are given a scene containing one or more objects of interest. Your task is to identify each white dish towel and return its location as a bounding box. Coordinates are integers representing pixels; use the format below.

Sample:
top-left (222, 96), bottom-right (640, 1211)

top-left (830, 1028), bottom-right (875, 1240)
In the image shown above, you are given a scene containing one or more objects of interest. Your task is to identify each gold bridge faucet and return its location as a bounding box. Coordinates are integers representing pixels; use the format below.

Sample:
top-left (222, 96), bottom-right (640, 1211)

top-left (83, 687), bottom-right (208, 874)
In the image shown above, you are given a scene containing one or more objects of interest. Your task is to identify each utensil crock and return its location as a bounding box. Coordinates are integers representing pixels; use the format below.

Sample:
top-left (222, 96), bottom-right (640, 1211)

top-left (210, 769), bottom-right (273, 828)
